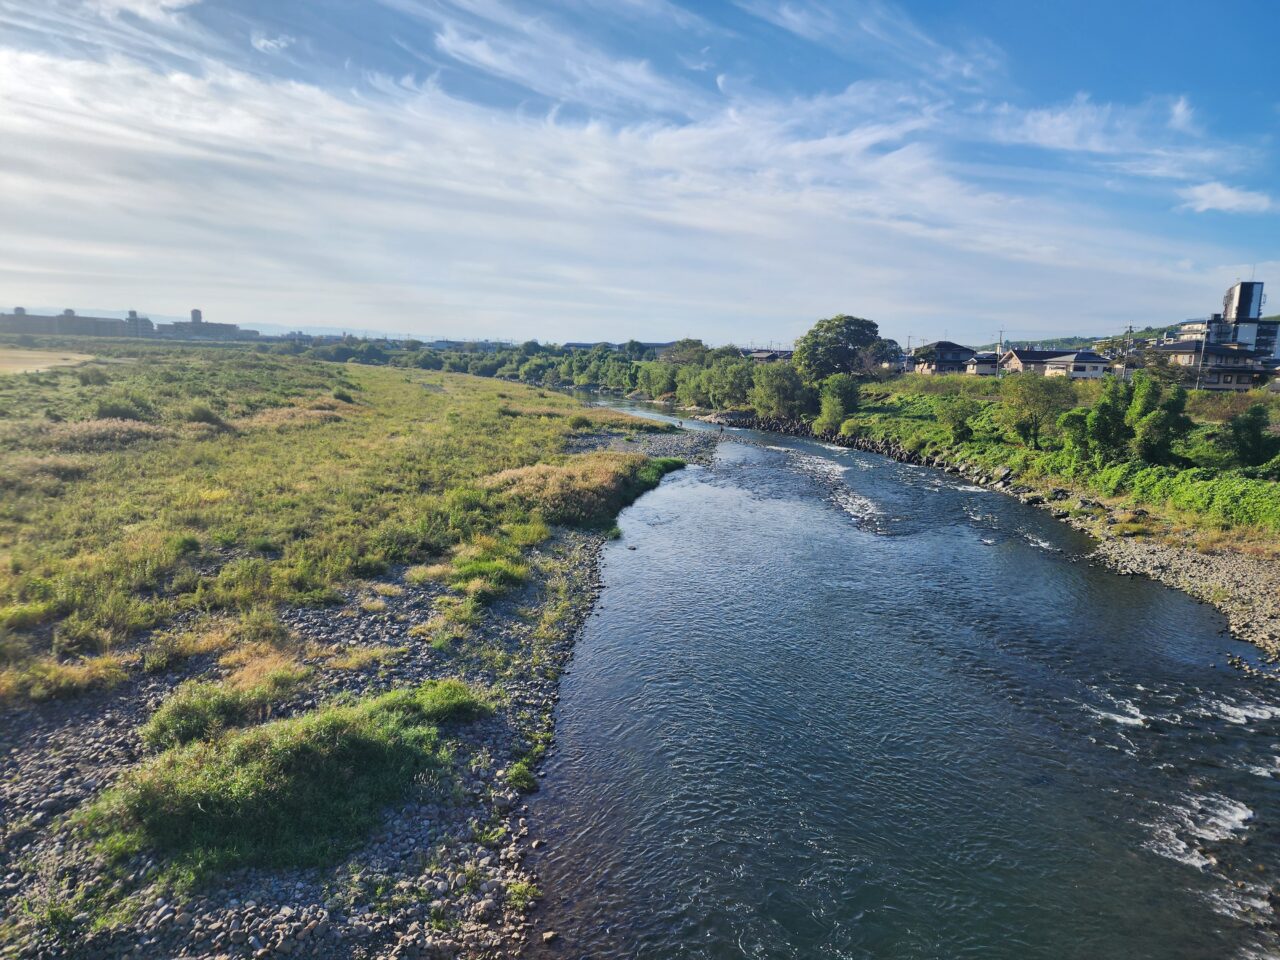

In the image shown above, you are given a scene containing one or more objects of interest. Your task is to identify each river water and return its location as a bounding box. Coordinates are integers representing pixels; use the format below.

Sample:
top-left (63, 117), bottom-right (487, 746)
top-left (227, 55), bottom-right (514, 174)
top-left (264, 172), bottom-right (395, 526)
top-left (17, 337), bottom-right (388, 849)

top-left (530, 408), bottom-right (1280, 959)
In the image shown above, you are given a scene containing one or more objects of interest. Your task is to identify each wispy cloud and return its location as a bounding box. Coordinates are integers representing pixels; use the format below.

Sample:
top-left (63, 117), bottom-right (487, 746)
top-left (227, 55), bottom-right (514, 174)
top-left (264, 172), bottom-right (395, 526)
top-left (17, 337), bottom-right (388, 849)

top-left (1168, 94), bottom-right (1197, 134)
top-left (251, 31), bottom-right (295, 55)
top-left (1178, 181), bottom-right (1273, 214)
top-left (734, 0), bottom-right (1003, 89)
top-left (88, 0), bottom-right (198, 20)
top-left (0, 0), bottom-right (1273, 344)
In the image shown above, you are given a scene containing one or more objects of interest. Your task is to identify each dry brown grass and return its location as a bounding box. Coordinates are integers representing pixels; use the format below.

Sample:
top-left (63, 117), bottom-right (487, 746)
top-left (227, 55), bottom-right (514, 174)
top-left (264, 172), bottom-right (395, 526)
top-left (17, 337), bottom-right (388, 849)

top-left (0, 454), bottom-right (89, 493)
top-left (0, 651), bottom-right (135, 701)
top-left (406, 563), bottom-right (452, 585)
top-left (327, 645), bottom-right (405, 671)
top-left (141, 617), bottom-right (241, 673)
top-left (220, 643), bottom-right (309, 691)
top-left (482, 452), bottom-right (650, 525)
top-left (41, 419), bottom-right (169, 452)
top-left (231, 406), bottom-right (344, 432)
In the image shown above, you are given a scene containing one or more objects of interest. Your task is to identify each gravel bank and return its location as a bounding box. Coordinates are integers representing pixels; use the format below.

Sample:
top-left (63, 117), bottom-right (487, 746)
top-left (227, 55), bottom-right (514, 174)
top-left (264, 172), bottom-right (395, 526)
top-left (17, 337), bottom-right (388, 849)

top-left (0, 427), bottom-right (716, 960)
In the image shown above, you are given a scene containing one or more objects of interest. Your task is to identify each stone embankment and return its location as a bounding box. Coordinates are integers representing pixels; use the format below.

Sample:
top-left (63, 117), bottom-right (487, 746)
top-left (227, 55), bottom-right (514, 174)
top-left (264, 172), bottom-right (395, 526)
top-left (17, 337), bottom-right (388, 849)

top-left (701, 412), bottom-right (1280, 664)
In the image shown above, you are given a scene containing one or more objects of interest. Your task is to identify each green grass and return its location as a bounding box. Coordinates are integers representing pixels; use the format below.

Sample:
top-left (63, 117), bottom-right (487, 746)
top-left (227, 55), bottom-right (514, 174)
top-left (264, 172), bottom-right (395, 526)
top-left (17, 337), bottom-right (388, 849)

top-left (505, 757), bottom-right (538, 792)
top-left (140, 661), bottom-right (309, 749)
top-left (0, 348), bottom-right (681, 701)
top-left (79, 680), bottom-right (490, 878)
top-left (506, 879), bottom-right (541, 910)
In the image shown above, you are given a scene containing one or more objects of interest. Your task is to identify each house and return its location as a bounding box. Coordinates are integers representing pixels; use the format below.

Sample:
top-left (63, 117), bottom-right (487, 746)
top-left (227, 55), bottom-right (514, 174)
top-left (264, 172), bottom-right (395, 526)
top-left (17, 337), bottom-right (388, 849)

top-left (1043, 350), bottom-right (1111, 379)
top-left (964, 351), bottom-right (1000, 376)
top-left (1147, 342), bottom-right (1270, 392)
top-left (997, 348), bottom-right (1061, 375)
top-left (912, 341), bottom-right (975, 375)
top-left (746, 349), bottom-right (794, 362)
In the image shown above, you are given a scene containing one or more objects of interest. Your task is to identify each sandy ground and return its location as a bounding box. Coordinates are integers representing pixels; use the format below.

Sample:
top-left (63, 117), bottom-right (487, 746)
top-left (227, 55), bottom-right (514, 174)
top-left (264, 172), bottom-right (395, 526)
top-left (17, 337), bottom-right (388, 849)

top-left (0, 348), bottom-right (94, 373)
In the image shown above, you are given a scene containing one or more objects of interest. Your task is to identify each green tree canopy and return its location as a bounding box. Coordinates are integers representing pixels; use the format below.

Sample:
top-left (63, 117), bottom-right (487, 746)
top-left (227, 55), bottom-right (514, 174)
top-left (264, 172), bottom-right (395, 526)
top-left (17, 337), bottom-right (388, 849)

top-left (813, 373), bottom-right (861, 434)
top-left (749, 363), bottom-right (811, 419)
top-left (792, 315), bottom-right (880, 383)
top-left (996, 373), bottom-right (1076, 449)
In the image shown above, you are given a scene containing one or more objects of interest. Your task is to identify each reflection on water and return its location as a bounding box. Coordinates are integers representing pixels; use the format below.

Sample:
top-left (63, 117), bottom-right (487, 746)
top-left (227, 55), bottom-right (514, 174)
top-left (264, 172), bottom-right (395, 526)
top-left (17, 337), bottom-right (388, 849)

top-left (530, 414), bottom-right (1280, 960)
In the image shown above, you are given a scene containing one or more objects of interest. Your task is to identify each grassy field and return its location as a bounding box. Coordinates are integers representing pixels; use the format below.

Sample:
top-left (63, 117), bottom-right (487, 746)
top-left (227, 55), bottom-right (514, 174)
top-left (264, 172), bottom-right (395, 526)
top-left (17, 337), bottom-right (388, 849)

top-left (0, 347), bottom-right (94, 374)
top-left (0, 346), bottom-right (673, 701)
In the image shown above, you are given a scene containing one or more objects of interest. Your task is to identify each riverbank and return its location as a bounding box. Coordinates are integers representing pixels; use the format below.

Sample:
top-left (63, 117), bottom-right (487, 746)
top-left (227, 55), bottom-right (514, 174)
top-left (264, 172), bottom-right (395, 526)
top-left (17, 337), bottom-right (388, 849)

top-left (0, 425), bottom-right (718, 960)
top-left (0, 353), bottom-right (719, 960)
top-left (701, 412), bottom-right (1280, 665)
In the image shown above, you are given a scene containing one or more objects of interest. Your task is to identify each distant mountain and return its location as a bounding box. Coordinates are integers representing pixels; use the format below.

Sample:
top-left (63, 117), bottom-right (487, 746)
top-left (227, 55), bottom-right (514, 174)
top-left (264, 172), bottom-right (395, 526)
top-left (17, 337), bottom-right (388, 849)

top-left (976, 322), bottom-right (1183, 352)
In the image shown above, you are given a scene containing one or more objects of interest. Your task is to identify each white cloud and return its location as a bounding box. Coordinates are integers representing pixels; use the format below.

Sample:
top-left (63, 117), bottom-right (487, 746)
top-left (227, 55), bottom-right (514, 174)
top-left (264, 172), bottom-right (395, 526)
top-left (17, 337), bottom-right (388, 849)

top-left (0, 45), bottom-right (1249, 343)
top-left (1178, 181), bottom-right (1273, 214)
top-left (251, 32), bottom-right (295, 55)
top-left (1168, 94), bottom-right (1197, 134)
top-left (0, 3), bottom-right (1272, 344)
top-left (88, 0), bottom-right (198, 20)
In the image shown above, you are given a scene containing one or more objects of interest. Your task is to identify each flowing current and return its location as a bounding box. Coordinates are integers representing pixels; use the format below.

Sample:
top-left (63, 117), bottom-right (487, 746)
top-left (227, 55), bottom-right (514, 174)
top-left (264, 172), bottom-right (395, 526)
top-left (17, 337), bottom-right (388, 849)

top-left (529, 408), bottom-right (1280, 960)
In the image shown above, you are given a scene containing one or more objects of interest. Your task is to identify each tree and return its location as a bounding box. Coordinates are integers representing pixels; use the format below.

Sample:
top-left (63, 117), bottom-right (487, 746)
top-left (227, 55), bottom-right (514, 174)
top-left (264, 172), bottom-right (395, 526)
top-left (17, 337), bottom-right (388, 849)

top-left (1085, 375), bottom-right (1133, 463)
top-left (792, 315), bottom-right (880, 383)
top-left (813, 374), bottom-right (860, 434)
top-left (938, 396), bottom-right (981, 444)
top-left (663, 338), bottom-right (709, 366)
top-left (703, 358), bottom-right (754, 409)
top-left (635, 361), bottom-right (677, 398)
top-left (996, 373), bottom-right (1076, 449)
top-left (674, 365), bottom-right (711, 407)
top-left (749, 363), bottom-right (810, 419)
top-left (860, 338), bottom-right (902, 375)
top-left (1228, 404), bottom-right (1276, 467)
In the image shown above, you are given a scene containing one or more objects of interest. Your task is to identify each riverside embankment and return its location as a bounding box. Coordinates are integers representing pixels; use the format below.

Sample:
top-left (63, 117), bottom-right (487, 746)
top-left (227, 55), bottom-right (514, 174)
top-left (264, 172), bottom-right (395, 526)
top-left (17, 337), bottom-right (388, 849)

top-left (529, 410), bottom-right (1280, 959)
top-left (698, 411), bottom-right (1280, 665)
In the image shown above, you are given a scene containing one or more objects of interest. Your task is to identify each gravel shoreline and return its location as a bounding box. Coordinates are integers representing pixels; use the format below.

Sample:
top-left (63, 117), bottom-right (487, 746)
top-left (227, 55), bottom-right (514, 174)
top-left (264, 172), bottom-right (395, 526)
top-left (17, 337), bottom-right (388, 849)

top-left (0, 428), bottom-right (718, 960)
top-left (704, 412), bottom-right (1280, 667)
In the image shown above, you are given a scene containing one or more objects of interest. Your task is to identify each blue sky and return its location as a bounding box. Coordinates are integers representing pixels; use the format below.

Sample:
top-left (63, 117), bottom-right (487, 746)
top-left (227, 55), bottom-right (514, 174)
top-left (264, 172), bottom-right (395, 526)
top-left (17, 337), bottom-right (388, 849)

top-left (0, 0), bottom-right (1276, 345)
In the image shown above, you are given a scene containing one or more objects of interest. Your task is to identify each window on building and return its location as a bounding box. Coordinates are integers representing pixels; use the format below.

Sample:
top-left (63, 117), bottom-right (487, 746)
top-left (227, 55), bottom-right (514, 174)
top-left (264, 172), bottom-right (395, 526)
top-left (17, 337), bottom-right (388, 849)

top-left (1223, 375), bottom-right (1233, 383)
top-left (1073, 365), bottom-right (1085, 372)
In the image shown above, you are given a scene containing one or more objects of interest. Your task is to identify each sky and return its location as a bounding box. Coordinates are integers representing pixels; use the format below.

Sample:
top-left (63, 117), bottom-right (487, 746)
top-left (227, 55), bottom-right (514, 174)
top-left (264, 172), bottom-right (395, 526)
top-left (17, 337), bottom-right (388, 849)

top-left (0, 1), bottom-right (1277, 346)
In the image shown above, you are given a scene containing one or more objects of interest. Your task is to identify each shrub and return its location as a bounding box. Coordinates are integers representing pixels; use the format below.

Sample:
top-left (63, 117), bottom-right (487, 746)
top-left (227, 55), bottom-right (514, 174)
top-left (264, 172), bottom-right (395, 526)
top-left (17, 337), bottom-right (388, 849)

top-left (94, 396), bottom-right (149, 421)
top-left (332, 388), bottom-right (355, 404)
top-left (185, 404), bottom-right (225, 427)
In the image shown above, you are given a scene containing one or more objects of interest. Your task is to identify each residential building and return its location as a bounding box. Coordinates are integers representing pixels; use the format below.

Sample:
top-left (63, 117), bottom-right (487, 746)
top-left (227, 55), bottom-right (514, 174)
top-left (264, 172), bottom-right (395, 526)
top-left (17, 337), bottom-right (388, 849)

top-left (1177, 280), bottom-right (1276, 359)
top-left (0, 307), bottom-right (257, 340)
top-left (912, 341), bottom-right (975, 375)
top-left (964, 351), bottom-right (999, 376)
top-left (997, 348), bottom-right (1060, 374)
top-left (745, 349), bottom-right (794, 362)
top-left (1147, 341), bottom-right (1269, 392)
top-left (1043, 350), bottom-right (1111, 379)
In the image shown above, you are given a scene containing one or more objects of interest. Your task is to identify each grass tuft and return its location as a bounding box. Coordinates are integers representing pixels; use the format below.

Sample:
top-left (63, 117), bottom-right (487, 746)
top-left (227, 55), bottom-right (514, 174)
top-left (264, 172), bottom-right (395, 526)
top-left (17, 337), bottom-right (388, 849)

top-left (81, 680), bottom-right (489, 877)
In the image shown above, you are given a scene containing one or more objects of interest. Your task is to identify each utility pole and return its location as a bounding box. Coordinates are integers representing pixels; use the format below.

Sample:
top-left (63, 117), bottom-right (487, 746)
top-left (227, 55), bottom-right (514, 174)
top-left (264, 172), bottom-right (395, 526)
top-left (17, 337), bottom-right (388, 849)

top-left (1194, 317), bottom-right (1208, 391)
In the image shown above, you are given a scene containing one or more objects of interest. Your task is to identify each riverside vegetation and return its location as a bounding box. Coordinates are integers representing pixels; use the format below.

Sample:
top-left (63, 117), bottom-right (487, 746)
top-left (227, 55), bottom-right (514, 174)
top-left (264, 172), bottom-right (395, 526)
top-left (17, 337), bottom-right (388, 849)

top-left (0, 341), bottom-right (691, 958)
top-left (224, 315), bottom-right (1277, 547)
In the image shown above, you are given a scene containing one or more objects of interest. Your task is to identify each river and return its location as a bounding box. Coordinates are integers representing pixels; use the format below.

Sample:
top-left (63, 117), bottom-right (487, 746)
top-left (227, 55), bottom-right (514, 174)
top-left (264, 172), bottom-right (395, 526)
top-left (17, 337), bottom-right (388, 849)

top-left (529, 406), bottom-right (1280, 959)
